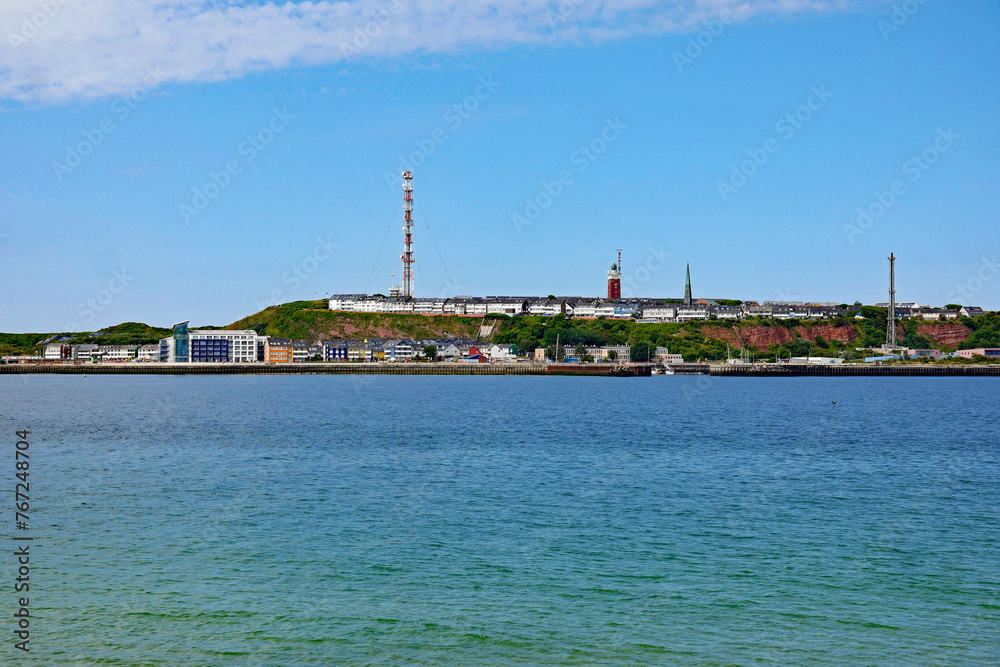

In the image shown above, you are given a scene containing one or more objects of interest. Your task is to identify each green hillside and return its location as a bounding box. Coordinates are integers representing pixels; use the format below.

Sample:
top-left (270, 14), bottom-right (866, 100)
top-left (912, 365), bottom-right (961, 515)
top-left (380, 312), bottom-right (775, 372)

top-left (227, 301), bottom-right (482, 341)
top-left (0, 322), bottom-right (172, 356)
top-left (492, 310), bottom-right (1000, 362)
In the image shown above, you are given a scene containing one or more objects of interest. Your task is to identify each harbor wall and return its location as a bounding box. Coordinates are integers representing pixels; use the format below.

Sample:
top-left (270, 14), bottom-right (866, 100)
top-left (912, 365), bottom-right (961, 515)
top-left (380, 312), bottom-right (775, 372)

top-left (0, 362), bottom-right (642, 377)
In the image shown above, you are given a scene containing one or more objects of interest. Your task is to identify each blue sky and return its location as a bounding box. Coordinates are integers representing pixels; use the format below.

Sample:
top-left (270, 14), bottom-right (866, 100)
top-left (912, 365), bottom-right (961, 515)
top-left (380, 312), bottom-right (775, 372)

top-left (1, 0), bottom-right (998, 332)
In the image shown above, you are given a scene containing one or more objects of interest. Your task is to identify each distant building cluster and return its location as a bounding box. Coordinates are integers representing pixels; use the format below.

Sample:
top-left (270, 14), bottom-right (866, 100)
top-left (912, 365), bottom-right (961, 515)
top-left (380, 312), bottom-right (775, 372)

top-left (872, 303), bottom-right (983, 320)
top-left (43, 342), bottom-right (161, 363)
top-left (31, 323), bottom-right (689, 366)
top-left (327, 294), bottom-right (853, 322)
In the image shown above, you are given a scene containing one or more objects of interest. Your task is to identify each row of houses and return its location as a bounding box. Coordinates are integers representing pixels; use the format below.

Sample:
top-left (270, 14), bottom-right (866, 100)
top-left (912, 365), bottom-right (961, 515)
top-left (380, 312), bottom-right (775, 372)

top-left (327, 294), bottom-right (855, 321)
top-left (42, 332), bottom-right (663, 365)
top-left (318, 338), bottom-right (511, 362)
top-left (872, 304), bottom-right (984, 320)
top-left (44, 343), bottom-right (161, 363)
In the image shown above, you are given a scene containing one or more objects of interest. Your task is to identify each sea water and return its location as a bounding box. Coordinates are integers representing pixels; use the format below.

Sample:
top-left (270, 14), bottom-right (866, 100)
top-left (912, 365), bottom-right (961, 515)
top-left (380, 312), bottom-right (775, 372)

top-left (2, 374), bottom-right (998, 665)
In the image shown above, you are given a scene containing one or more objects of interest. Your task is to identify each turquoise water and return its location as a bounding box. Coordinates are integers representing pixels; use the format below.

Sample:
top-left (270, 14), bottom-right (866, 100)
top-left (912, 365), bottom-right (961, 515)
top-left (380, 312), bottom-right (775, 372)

top-left (3, 374), bottom-right (999, 665)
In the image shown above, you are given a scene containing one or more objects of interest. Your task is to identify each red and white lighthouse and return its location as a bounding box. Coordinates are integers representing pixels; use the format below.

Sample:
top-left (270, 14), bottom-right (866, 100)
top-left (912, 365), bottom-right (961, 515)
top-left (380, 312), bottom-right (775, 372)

top-left (607, 250), bottom-right (622, 299)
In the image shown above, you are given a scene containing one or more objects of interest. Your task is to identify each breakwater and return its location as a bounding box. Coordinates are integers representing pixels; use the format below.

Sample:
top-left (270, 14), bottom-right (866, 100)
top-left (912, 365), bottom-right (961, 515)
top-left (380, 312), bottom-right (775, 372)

top-left (0, 362), bottom-right (648, 377)
top-left (3, 362), bottom-right (996, 377)
top-left (708, 363), bottom-right (1000, 377)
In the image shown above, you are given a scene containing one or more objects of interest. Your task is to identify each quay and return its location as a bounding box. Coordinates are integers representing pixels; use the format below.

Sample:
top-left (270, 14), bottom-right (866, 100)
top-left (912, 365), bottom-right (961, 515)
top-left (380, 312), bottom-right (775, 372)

top-left (0, 362), bottom-right (650, 377)
top-left (707, 363), bottom-right (1000, 377)
top-left (2, 362), bottom-right (997, 377)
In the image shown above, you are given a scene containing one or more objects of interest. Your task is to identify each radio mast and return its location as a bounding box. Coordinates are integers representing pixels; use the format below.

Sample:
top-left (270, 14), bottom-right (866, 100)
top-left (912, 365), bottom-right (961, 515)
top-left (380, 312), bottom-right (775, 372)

top-left (885, 252), bottom-right (896, 349)
top-left (401, 171), bottom-right (414, 297)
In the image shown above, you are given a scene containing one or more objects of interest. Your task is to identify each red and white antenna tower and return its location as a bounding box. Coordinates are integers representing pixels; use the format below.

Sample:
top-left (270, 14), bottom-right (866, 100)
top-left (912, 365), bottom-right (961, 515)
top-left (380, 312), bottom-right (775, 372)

top-left (401, 171), bottom-right (415, 297)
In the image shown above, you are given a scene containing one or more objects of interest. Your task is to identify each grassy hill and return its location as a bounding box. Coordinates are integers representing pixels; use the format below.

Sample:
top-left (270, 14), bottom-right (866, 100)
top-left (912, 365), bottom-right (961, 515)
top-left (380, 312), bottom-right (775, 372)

top-left (227, 300), bottom-right (482, 341)
top-left (0, 322), bottom-right (172, 356)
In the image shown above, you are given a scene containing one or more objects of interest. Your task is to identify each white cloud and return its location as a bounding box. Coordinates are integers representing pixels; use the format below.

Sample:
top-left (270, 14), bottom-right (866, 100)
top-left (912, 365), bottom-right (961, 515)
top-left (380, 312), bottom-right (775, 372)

top-left (0, 0), bottom-right (860, 104)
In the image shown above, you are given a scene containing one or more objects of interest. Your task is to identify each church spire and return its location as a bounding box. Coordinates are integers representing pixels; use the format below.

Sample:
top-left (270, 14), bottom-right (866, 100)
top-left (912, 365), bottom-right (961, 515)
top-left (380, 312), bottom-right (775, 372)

top-left (684, 264), bottom-right (692, 306)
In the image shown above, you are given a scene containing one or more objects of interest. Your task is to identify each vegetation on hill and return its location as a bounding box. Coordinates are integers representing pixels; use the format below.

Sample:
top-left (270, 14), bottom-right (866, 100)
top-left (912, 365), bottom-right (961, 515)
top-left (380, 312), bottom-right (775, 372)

top-left (0, 333), bottom-right (51, 356)
top-left (960, 312), bottom-right (1000, 349)
top-left (227, 301), bottom-right (482, 341)
top-left (0, 322), bottom-right (172, 355)
top-left (492, 310), bottom-right (991, 362)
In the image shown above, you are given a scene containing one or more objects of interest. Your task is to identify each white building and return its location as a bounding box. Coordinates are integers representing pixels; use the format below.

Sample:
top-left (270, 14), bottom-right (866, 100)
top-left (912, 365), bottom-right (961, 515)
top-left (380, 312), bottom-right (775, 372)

top-left (593, 302), bottom-right (617, 318)
top-left (676, 305), bottom-right (710, 321)
top-left (570, 299), bottom-right (602, 318)
top-left (960, 306), bottom-right (985, 318)
top-left (654, 348), bottom-right (684, 364)
top-left (383, 339), bottom-right (416, 361)
top-left (45, 343), bottom-right (71, 360)
top-left (135, 344), bottom-right (159, 362)
top-left (99, 345), bottom-right (139, 362)
top-left (716, 305), bottom-right (743, 320)
top-left (528, 299), bottom-right (564, 317)
top-left (159, 329), bottom-right (263, 363)
top-left (641, 305), bottom-right (678, 321)
top-left (192, 330), bottom-right (262, 363)
top-left (443, 298), bottom-right (470, 315)
top-left (74, 344), bottom-right (99, 361)
top-left (328, 294), bottom-right (366, 312)
top-left (914, 308), bottom-right (959, 320)
top-left (413, 298), bottom-right (446, 315)
top-left (485, 344), bottom-right (519, 360)
top-left (487, 298), bottom-right (528, 316)
top-left (355, 296), bottom-right (387, 313)
top-left (469, 299), bottom-right (490, 315)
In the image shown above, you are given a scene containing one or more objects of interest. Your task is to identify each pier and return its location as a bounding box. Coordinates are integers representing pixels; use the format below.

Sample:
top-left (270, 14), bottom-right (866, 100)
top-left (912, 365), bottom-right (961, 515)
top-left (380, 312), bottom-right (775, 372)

top-left (3, 362), bottom-right (997, 377)
top-left (707, 363), bottom-right (1000, 377)
top-left (0, 362), bottom-right (647, 377)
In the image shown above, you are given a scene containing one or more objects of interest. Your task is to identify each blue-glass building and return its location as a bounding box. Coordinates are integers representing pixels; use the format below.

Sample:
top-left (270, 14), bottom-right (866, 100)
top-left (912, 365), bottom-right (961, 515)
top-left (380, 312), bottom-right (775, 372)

top-left (191, 338), bottom-right (230, 362)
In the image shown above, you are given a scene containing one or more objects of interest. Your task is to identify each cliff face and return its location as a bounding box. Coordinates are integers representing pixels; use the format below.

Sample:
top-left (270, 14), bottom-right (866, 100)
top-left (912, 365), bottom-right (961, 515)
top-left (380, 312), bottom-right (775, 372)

top-left (702, 326), bottom-right (742, 347)
top-left (795, 324), bottom-right (857, 343)
top-left (699, 321), bottom-right (972, 351)
top-left (916, 323), bottom-right (972, 347)
top-left (702, 323), bottom-right (856, 349)
top-left (739, 326), bottom-right (795, 349)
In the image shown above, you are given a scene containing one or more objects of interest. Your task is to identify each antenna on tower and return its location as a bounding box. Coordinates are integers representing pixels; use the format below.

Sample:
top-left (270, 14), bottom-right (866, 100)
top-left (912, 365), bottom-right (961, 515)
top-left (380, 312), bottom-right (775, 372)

top-left (886, 252), bottom-right (897, 349)
top-left (401, 172), bottom-right (415, 298)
